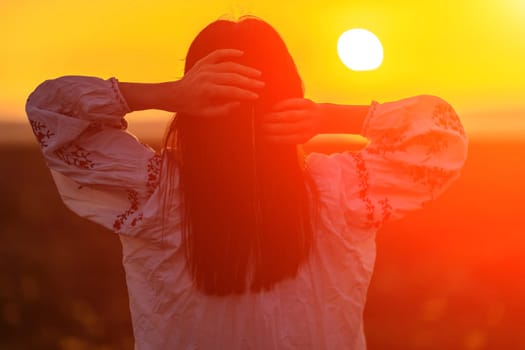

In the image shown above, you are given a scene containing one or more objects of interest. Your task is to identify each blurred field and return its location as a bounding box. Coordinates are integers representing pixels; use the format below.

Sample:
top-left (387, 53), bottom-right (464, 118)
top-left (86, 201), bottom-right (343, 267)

top-left (1, 139), bottom-right (524, 350)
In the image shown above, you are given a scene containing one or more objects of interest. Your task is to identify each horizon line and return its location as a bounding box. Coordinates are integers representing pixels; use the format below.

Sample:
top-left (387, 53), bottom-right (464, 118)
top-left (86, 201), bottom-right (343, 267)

top-left (1, 120), bottom-right (523, 146)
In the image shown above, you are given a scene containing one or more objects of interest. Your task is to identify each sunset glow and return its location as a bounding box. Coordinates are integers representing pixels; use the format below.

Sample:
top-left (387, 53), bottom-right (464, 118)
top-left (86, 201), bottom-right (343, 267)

top-left (1, 0), bottom-right (525, 139)
top-left (3, 2), bottom-right (525, 349)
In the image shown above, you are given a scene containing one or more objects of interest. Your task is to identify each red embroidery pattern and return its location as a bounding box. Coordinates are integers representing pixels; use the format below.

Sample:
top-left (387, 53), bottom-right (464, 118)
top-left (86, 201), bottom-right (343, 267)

top-left (409, 132), bottom-right (450, 156)
top-left (404, 164), bottom-right (453, 197)
top-left (367, 128), bottom-right (407, 156)
top-left (351, 153), bottom-right (376, 228)
top-left (54, 144), bottom-right (94, 169)
top-left (110, 77), bottom-right (130, 115)
top-left (147, 154), bottom-right (161, 195)
top-left (130, 214), bottom-right (143, 228)
top-left (433, 103), bottom-right (466, 137)
top-left (378, 198), bottom-right (392, 223)
top-left (351, 153), bottom-right (392, 229)
top-left (29, 120), bottom-right (55, 148)
top-left (113, 190), bottom-right (140, 232)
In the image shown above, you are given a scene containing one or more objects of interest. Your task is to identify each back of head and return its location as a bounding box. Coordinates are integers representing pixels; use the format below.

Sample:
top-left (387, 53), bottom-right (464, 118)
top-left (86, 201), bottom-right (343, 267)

top-left (185, 17), bottom-right (303, 110)
top-left (163, 16), bottom-right (318, 295)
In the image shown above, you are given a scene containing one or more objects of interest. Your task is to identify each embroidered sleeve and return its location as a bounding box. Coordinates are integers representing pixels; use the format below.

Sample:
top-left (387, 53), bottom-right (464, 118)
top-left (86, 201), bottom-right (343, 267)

top-left (308, 95), bottom-right (468, 235)
top-left (25, 76), bottom-right (162, 235)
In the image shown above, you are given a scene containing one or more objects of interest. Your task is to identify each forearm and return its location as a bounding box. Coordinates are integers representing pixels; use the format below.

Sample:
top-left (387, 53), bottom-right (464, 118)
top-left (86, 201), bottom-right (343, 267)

top-left (118, 81), bottom-right (181, 112)
top-left (317, 103), bottom-right (369, 135)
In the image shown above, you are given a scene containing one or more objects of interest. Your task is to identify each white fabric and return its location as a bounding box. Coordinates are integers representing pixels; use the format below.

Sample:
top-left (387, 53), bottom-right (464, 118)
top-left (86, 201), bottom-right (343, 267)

top-left (26, 76), bottom-right (468, 350)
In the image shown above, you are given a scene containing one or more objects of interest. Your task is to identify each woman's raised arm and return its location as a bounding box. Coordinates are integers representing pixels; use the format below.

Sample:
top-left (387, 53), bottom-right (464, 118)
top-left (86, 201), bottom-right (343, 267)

top-left (118, 49), bottom-right (265, 115)
top-left (26, 75), bottom-right (162, 234)
top-left (25, 50), bottom-right (265, 235)
top-left (305, 95), bottom-right (468, 236)
top-left (262, 98), bottom-right (369, 145)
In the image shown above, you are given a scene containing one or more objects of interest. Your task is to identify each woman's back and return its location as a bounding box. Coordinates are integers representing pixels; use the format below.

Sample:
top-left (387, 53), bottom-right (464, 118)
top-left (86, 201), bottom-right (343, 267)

top-left (116, 165), bottom-right (372, 349)
top-left (25, 16), bottom-right (467, 350)
top-left (26, 72), bottom-right (466, 348)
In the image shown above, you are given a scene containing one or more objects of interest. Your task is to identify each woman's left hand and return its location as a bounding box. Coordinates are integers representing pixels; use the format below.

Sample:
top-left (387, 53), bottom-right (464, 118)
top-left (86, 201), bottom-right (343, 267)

top-left (174, 49), bottom-right (265, 117)
top-left (262, 98), bottom-right (321, 144)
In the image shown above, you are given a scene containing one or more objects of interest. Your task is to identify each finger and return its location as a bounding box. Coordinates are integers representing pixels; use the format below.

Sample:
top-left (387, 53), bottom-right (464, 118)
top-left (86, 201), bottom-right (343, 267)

top-left (213, 72), bottom-right (265, 90)
top-left (264, 133), bottom-right (313, 144)
top-left (207, 61), bottom-right (262, 78)
top-left (205, 102), bottom-right (242, 117)
top-left (195, 49), bottom-right (245, 66)
top-left (263, 111), bottom-right (306, 123)
top-left (272, 98), bottom-right (312, 112)
top-left (262, 121), bottom-right (314, 135)
top-left (210, 85), bottom-right (259, 100)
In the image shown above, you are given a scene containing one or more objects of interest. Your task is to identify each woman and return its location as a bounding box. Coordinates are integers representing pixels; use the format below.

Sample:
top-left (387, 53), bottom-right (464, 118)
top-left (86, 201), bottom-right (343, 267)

top-left (26, 16), bottom-right (467, 350)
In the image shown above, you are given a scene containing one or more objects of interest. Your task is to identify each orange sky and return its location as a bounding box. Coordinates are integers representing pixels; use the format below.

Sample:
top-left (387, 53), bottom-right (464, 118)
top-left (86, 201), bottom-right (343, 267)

top-left (1, 0), bottom-right (524, 139)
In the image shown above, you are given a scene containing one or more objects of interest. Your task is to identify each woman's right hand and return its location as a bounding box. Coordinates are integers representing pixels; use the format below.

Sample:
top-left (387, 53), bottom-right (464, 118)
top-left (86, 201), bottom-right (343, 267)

top-left (171, 49), bottom-right (265, 117)
top-left (262, 98), bottom-right (322, 144)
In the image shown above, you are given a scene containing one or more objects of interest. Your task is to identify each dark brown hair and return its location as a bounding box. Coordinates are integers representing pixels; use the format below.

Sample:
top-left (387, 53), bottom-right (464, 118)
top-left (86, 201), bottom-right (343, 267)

top-left (162, 17), bottom-right (319, 295)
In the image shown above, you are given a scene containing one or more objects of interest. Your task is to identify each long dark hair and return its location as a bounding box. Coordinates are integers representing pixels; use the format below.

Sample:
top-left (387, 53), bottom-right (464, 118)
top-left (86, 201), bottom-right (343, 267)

top-left (162, 17), bottom-right (319, 295)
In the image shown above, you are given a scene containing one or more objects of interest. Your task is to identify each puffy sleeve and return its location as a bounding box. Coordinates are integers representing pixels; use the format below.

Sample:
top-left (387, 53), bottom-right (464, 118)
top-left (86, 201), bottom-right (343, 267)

top-left (307, 95), bottom-right (468, 234)
top-left (26, 76), bottom-right (162, 235)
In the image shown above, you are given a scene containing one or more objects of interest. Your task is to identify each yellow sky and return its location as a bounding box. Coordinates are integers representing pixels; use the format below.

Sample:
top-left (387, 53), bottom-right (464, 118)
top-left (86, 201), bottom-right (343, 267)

top-left (1, 0), bottom-right (524, 138)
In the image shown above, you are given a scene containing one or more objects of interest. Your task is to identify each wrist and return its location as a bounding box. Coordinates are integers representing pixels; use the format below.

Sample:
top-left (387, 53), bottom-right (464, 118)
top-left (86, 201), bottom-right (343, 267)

top-left (154, 81), bottom-right (181, 112)
top-left (318, 103), bottom-right (369, 135)
top-left (118, 81), bottom-right (179, 112)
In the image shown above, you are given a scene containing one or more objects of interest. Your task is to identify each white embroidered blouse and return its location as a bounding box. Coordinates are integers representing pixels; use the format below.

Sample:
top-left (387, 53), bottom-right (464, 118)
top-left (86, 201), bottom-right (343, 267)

top-left (26, 76), bottom-right (468, 350)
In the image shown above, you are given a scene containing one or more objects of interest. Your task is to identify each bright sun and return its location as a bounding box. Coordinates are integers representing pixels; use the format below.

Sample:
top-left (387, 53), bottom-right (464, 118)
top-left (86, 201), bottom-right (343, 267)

top-left (337, 29), bottom-right (383, 71)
